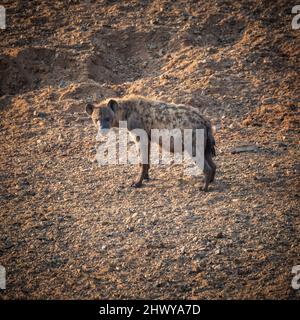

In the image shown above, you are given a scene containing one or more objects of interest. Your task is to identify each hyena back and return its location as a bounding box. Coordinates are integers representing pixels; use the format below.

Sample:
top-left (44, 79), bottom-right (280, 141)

top-left (86, 95), bottom-right (216, 191)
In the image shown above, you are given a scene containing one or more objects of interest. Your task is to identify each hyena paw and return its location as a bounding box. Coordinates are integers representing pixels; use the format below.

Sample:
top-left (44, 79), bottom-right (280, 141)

top-left (203, 185), bottom-right (209, 192)
top-left (131, 181), bottom-right (142, 188)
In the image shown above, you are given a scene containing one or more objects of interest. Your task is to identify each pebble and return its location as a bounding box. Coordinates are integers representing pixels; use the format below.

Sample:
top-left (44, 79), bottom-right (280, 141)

top-left (37, 111), bottom-right (47, 118)
top-left (131, 212), bottom-right (138, 219)
top-left (59, 80), bottom-right (67, 88)
top-left (127, 226), bottom-right (134, 232)
top-left (216, 232), bottom-right (224, 239)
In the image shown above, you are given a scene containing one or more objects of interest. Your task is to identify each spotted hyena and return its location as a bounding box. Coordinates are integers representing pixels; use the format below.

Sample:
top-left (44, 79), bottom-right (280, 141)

top-left (86, 95), bottom-right (216, 191)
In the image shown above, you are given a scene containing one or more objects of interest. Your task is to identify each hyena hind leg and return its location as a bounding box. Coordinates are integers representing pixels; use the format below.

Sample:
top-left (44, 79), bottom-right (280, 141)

top-left (203, 160), bottom-right (213, 192)
top-left (144, 163), bottom-right (150, 180)
top-left (131, 141), bottom-right (150, 187)
top-left (143, 141), bottom-right (151, 181)
top-left (205, 152), bottom-right (216, 183)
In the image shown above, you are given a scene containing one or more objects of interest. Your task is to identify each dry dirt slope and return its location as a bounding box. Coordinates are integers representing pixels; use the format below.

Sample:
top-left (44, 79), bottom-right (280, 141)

top-left (0, 0), bottom-right (299, 299)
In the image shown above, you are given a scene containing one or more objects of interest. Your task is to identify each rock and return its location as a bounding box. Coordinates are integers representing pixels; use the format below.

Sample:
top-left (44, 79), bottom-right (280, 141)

top-left (150, 19), bottom-right (159, 25)
top-left (262, 97), bottom-right (276, 104)
top-left (131, 212), bottom-right (138, 219)
top-left (230, 145), bottom-right (259, 154)
top-left (158, 48), bottom-right (166, 56)
top-left (4, 239), bottom-right (14, 249)
top-left (216, 232), bottom-right (224, 239)
top-left (214, 248), bottom-right (221, 255)
top-left (193, 252), bottom-right (206, 260)
top-left (127, 226), bottom-right (134, 232)
top-left (207, 47), bottom-right (218, 54)
top-left (148, 43), bottom-right (157, 50)
top-left (20, 179), bottom-right (30, 187)
top-left (37, 112), bottom-right (47, 118)
top-left (59, 80), bottom-right (67, 88)
top-left (33, 110), bottom-right (46, 118)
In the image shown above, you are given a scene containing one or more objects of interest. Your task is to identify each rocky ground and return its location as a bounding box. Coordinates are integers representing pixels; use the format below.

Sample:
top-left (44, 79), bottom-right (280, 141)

top-left (0, 0), bottom-right (299, 299)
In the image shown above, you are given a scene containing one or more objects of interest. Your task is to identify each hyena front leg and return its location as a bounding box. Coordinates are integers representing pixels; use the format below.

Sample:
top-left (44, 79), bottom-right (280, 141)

top-left (131, 140), bottom-right (150, 188)
top-left (131, 164), bottom-right (148, 188)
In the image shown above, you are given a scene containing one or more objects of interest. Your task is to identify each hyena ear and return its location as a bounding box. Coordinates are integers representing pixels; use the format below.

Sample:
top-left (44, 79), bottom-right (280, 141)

top-left (107, 99), bottom-right (118, 113)
top-left (86, 103), bottom-right (94, 116)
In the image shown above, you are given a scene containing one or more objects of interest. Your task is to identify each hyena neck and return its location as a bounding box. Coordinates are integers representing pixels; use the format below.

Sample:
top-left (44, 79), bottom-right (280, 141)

top-left (118, 106), bottom-right (128, 121)
top-left (118, 103), bottom-right (134, 121)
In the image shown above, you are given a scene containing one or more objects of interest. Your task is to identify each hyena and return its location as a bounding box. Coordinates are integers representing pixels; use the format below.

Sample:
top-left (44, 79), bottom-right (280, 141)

top-left (86, 95), bottom-right (216, 191)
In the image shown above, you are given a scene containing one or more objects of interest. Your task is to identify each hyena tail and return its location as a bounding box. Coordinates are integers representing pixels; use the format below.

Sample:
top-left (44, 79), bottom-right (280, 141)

top-left (205, 123), bottom-right (216, 157)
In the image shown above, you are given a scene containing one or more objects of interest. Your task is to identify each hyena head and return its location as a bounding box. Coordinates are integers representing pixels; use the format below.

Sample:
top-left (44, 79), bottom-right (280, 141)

top-left (85, 99), bottom-right (120, 131)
